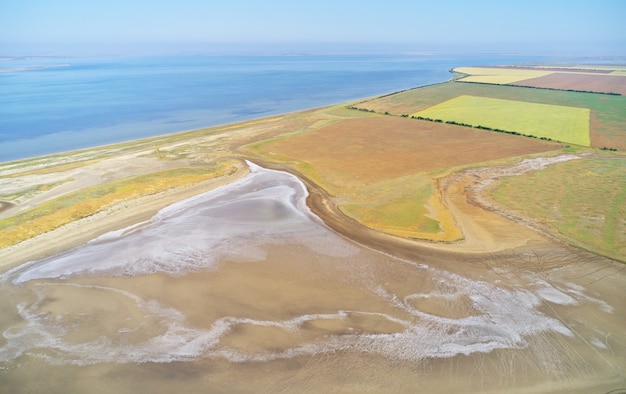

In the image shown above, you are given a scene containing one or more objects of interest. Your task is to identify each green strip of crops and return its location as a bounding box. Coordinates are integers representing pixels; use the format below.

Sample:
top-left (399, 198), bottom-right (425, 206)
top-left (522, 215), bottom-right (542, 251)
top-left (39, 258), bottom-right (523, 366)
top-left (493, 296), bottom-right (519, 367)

top-left (412, 95), bottom-right (590, 146)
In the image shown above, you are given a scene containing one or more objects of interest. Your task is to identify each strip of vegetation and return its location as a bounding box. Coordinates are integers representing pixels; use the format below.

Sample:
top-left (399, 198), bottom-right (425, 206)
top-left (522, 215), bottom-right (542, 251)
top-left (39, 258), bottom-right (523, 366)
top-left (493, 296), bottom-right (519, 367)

top-left (346, 106), bottom-right (568, 145)
top-left (411, 115), bottom-right (558, 141)
top-left (0, 180), bottom-right (72, 202)
top-left (457, 79), bottom-right (622, 95)
top-left (0, 161), bottom-right (238, 248)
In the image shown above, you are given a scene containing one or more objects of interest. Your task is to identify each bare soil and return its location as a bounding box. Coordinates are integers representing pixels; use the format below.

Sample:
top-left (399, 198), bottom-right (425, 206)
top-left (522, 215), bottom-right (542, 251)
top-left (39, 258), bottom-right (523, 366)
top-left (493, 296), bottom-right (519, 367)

top-left (262, 116), bottom-right (558, 186)
top-left (512, 73), bottom-right (626, 95)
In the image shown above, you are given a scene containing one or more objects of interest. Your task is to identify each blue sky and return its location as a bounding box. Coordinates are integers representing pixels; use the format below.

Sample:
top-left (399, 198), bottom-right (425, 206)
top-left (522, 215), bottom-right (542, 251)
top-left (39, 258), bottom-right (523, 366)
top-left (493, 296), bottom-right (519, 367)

top-left (1, 0), bottom-right (625, 55)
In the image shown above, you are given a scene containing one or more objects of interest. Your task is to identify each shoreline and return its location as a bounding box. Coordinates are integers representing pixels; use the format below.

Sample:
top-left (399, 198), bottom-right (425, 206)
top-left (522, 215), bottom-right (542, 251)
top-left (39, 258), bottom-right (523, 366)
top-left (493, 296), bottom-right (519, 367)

top-left (0, 165), bottom-right (250, 272)
top-left (0, 100), bottom-right (362, 165)
top-left (1, 71), bottom-right (457, 164)
top-left (0, 153), bottom-right (600, 275)
top-left (1, 62), bottom-right (620, 272)
top-left (0, 154), bottom-right (549, 274)
top-left (245, 158), bottom-right (563, 267)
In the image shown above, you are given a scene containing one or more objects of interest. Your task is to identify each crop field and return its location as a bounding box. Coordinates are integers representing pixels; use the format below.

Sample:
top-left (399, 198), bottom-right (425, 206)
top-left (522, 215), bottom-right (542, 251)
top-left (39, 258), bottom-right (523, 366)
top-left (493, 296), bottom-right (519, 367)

top-left (490, 156), bottom-right (626, 262)
top-left (246, 116), bottom-right (558, 240)
top-left (356, 81), bottom-right (626, 150)
top-left (412, 95), bottom-right (591, 146)
top-left (454, 67), bottom-right (553, 84)
top-left (510, 73), bottom-right (626, 95)
top-left (454, 65), bottom-right (626, 94)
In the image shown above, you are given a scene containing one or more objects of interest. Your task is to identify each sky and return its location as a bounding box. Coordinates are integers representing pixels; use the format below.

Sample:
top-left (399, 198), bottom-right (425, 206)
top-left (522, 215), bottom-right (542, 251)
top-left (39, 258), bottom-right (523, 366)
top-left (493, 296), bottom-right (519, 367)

top-left (1, 0), bottom-right (625, 56)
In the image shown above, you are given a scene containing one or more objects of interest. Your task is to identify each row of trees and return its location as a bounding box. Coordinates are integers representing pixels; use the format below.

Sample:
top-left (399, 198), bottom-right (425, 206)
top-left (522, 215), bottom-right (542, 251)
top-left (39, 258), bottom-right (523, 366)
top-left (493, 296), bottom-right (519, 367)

top-left (408, 115), bottom-right (553, 140)
top-left (458, 80), bottom-right (621, 96)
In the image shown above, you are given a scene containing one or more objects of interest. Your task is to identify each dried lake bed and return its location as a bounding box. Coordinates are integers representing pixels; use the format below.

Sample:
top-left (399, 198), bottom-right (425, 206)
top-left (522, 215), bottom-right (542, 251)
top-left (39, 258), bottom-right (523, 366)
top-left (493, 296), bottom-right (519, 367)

top-left (1, 163), bottom-right (624, 393)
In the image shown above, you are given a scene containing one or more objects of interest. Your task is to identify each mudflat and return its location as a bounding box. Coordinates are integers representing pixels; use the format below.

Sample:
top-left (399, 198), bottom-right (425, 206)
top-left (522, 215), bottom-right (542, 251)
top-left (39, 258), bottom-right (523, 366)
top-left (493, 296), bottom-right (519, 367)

top-left (1, 160), bottom-right (624, 394)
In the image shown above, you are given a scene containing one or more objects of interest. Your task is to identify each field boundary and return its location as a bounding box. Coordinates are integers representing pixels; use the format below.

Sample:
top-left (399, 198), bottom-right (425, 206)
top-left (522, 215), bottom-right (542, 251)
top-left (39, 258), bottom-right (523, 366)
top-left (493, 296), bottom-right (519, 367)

top-left (456, 79), bottom-right (622, 96)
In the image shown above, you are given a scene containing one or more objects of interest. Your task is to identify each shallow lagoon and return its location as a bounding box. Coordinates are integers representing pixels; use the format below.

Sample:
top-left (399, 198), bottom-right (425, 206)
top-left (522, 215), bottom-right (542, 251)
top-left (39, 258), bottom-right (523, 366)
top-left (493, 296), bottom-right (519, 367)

top-left (1, 164), bottom-right (624, 393)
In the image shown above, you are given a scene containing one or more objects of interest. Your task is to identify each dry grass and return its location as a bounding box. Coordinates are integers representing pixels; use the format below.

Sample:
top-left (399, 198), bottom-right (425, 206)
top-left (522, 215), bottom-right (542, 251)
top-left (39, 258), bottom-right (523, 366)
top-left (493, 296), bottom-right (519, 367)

top-left (491, 155), bottom-right (626, 262)
top-left (0, 160), bottom-right (237, 248)
top-left (0, 180), bottom-right (71, 202)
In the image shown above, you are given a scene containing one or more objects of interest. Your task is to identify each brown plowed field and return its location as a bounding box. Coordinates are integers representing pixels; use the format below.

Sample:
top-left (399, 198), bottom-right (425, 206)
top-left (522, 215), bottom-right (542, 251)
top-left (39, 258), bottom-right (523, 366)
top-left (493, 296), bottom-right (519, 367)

top-left (513, 73), bottom-right (626, 95)
top-left (263, 117), bottom-right (557, 186)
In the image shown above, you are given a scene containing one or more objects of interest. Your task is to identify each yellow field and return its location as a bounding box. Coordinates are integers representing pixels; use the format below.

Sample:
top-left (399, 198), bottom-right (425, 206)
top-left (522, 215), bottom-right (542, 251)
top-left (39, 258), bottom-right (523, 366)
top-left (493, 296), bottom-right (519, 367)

top-left (455, 65), bottom-right (626, 82)
top-left (412, 95), bottom-right (591, 146)
top-left (454, 67), bottom-right (552, 84)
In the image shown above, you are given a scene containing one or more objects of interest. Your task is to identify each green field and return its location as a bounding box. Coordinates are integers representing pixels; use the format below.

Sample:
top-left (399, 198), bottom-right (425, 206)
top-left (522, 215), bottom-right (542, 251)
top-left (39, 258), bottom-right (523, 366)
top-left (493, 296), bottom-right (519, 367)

top-left (491, 156), bottom-right (626, 262)
top-left (357, 81), bottom-right (626, 150)
top-left (412, 95), bottom-right (591, 146)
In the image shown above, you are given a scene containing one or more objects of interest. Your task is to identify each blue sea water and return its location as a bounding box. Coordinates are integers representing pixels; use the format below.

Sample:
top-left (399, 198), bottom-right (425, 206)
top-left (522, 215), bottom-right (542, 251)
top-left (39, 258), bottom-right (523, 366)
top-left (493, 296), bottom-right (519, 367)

top-left (0, 53), bottom-right (554, 162)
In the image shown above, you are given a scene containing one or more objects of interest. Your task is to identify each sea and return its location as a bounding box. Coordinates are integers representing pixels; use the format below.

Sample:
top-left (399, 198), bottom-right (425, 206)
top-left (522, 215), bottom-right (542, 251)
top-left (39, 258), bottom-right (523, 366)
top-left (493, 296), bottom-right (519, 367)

top-left (0, 52), bottom-right (580, 162)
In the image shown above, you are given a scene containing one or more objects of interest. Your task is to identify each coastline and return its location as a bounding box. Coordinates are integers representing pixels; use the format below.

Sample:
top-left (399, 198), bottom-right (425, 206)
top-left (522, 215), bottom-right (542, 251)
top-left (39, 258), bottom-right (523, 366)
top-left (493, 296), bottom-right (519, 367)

top-left (0, 122), bottom-right (595, 275)
top-left (0, 164), bottom-right (250, 272)
top-left (1, 152), bottom-right (560, 275)
top-left (250, 158), bottom-right (559, 266)
top-left (2, 53), bottom-right (481, 163)
top-left (1, 58), bottom-right (622, 272)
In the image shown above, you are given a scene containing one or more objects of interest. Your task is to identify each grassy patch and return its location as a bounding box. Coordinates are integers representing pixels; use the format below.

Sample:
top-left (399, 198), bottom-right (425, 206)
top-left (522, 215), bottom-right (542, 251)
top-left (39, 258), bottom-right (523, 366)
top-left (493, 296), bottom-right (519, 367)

top-left (0, 161), bottom-right (237, 248)
top-left (412, 95), bottom-right (590, 146)
top-left (341, 174), bottom-right (443, 238)
top-left (490, 156), bottom-right (626, 262)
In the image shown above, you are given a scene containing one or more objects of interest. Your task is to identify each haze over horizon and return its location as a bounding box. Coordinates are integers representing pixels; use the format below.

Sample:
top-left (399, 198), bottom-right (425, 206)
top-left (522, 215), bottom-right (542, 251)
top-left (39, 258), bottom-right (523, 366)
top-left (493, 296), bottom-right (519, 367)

top-left (2, 0), bottom-right (625, 57)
